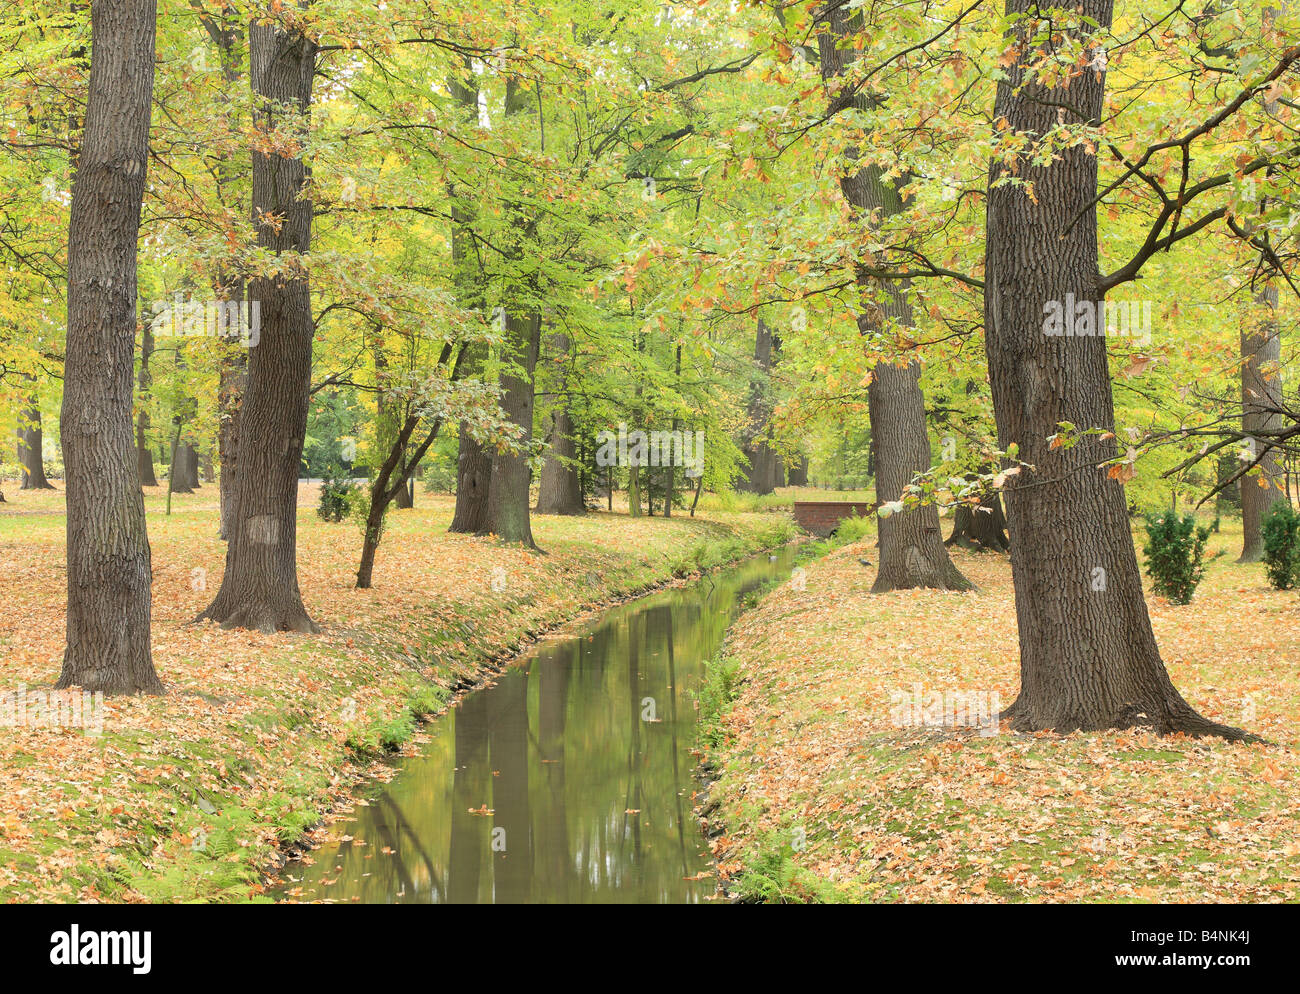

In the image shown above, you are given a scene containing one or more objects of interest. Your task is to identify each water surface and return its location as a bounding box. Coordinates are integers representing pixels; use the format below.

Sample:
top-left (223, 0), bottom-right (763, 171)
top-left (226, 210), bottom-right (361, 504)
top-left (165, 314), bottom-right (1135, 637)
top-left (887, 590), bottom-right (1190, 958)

top-left (273, 547), bottom-right (797, 903)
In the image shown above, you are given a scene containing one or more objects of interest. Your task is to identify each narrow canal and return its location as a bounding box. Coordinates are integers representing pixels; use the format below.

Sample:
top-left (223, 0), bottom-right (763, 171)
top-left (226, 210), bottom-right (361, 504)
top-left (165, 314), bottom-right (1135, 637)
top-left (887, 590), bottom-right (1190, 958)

top-left (273, 546), bottom-right (799, 903)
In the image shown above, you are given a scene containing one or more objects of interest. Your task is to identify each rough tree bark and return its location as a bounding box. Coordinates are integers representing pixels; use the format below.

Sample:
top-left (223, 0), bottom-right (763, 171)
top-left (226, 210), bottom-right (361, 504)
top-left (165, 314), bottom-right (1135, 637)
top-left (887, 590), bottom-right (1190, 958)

top-left (739, 317), bottom-right (783, 495)
top-left (946, 492), bottom-right (1010, 552)
top-left (57, 0), bottom-right (163, 694)
top-left (450, 421), bottom-right (492, 533)
top-left (171, 440), bottom-right (200, 492)
top-left (136, 319), bottom-right (158, 486)
top-left (1238, 274), bottom-right (1284, 562)
top-left (17, 384), bottom-right (53, 489)
top-left (535, 330), bottom-right (584, 515)
top-left (201, 5), bottom-right (247, 542)
top-left (818, 5), bottom-right (970, 593)
top-left (984, 0), bottom-right (1243, 737)
top-left (478, 312), bottom-right (541, 546)
top-left (217, 305), bottom-right (246, 539)
top-left (868, 362), bottom-right (971, 590)
top-left (476, 77), bottom-right (541, 547)
top-left (199, 14), bottom-right (318, 633)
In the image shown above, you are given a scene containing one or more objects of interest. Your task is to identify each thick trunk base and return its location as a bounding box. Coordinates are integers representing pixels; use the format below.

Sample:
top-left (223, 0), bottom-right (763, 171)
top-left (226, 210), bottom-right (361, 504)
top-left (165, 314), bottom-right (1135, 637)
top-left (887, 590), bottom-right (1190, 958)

top-left (869, 362), bottom-right (973, 593)
top-left (1001, 688), bottom-right (1253, 742)
top-left (199, 573), bottom-right (319, 633)
top-left (945, 496), bottom-right (1010, 552)
top-left (198, 603), bottom-right (319, 634)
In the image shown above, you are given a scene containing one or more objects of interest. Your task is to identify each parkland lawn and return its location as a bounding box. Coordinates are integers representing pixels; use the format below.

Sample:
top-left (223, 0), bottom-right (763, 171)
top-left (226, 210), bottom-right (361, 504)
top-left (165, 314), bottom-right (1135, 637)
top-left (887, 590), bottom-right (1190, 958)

top-left (706, 520), bottom-right (1300, 903)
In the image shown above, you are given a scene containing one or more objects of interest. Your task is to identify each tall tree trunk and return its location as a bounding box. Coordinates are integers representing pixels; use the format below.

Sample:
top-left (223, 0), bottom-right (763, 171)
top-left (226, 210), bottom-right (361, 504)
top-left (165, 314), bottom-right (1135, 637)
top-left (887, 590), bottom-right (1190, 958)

top-left (217, 315), bottom-right (246, 538)
top-left (136, 320), bottom-right (158, 486)
top-left (450, 422), bottom-right (492, 533)
top-left (535, 331), bottom-right (584, 515)
top-left (167, 431), bottom-right (196, 493)
top-left (817, 6), bottom-right (970, 593)
top-left (984, 0), bottom-right (1241, 737)
top-left (740, 317), bottom-right (782, 495)
top-left (476, 77), bottom-right (541, 547)
top-left (478, 313), bottom-right (541, 546)
top-left (869, 362), bottom-right (971, 590)
top-left (182, 442), bottom-right (201, 489)
top-left (199, 15), bottom-right (318, 633)
top-left (202, 5), bottom-right (246, 541)
top-left (445, 63), bottom-right (487, 535)
top-left (535, 404), bottom-right (583, 514)
top-left (1238, 277), bottom-right (1284, 562)
top-left (17, 383), bottom-right (53, 489)
top-left (57, 0), bottom-right (162, 695)
top-left (628, 463), bottom-right (642, 517)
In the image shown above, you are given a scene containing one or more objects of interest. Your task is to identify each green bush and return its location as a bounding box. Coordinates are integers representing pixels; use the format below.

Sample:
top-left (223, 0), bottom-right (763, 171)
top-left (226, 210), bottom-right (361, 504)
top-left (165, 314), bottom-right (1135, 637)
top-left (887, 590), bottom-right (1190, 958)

top-left (317, 464), bottom-right (361, 522)
top-left (421, 458), bottom-right (457, 494)
top-left (1142, 512), bottom-right (1209, 605)
top-left (1261, 503), bottom-right (1300, 590)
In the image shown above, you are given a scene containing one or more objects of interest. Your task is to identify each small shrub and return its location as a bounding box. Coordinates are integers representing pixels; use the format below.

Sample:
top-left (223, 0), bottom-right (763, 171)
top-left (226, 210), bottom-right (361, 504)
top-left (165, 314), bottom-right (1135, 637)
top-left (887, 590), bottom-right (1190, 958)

top-left (1142, 512), bottom-right (1209, 604)
top-left (317, 463), bottom-right (361, 522)
top-left (421, 459), bottom-right (457, 494)
top-left (1261, 503), bottom-right (1300, 590)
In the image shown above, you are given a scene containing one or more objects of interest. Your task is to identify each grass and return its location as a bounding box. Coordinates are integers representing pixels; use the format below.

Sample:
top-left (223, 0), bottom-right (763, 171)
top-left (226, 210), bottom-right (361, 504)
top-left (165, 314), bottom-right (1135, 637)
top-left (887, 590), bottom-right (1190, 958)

top-left (0, 481), bottom-right (794, 902)
top-left (695, 485), bottom-right (874, 515)
top-left (704, 513), bottom-right (1300, 903)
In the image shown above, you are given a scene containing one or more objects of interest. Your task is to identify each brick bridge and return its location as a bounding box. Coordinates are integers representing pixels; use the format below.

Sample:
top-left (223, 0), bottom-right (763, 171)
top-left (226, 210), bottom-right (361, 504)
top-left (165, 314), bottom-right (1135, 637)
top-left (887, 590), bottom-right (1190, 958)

top-left (792, 500), bottom-right (875, 537)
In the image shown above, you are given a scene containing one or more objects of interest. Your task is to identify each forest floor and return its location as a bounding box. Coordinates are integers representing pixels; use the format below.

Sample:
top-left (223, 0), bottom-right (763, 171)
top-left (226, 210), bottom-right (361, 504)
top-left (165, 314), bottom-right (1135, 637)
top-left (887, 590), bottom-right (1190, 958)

top-left (0, 481), bottom-right (794, 902)
top-left (705, 519), bottom-right (1300, 903)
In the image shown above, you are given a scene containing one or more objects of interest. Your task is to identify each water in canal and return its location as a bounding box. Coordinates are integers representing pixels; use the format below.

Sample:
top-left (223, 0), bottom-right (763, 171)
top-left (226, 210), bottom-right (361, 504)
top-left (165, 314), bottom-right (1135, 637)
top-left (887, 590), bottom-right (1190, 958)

top-left (272, 546), bottom-right (798, 904)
